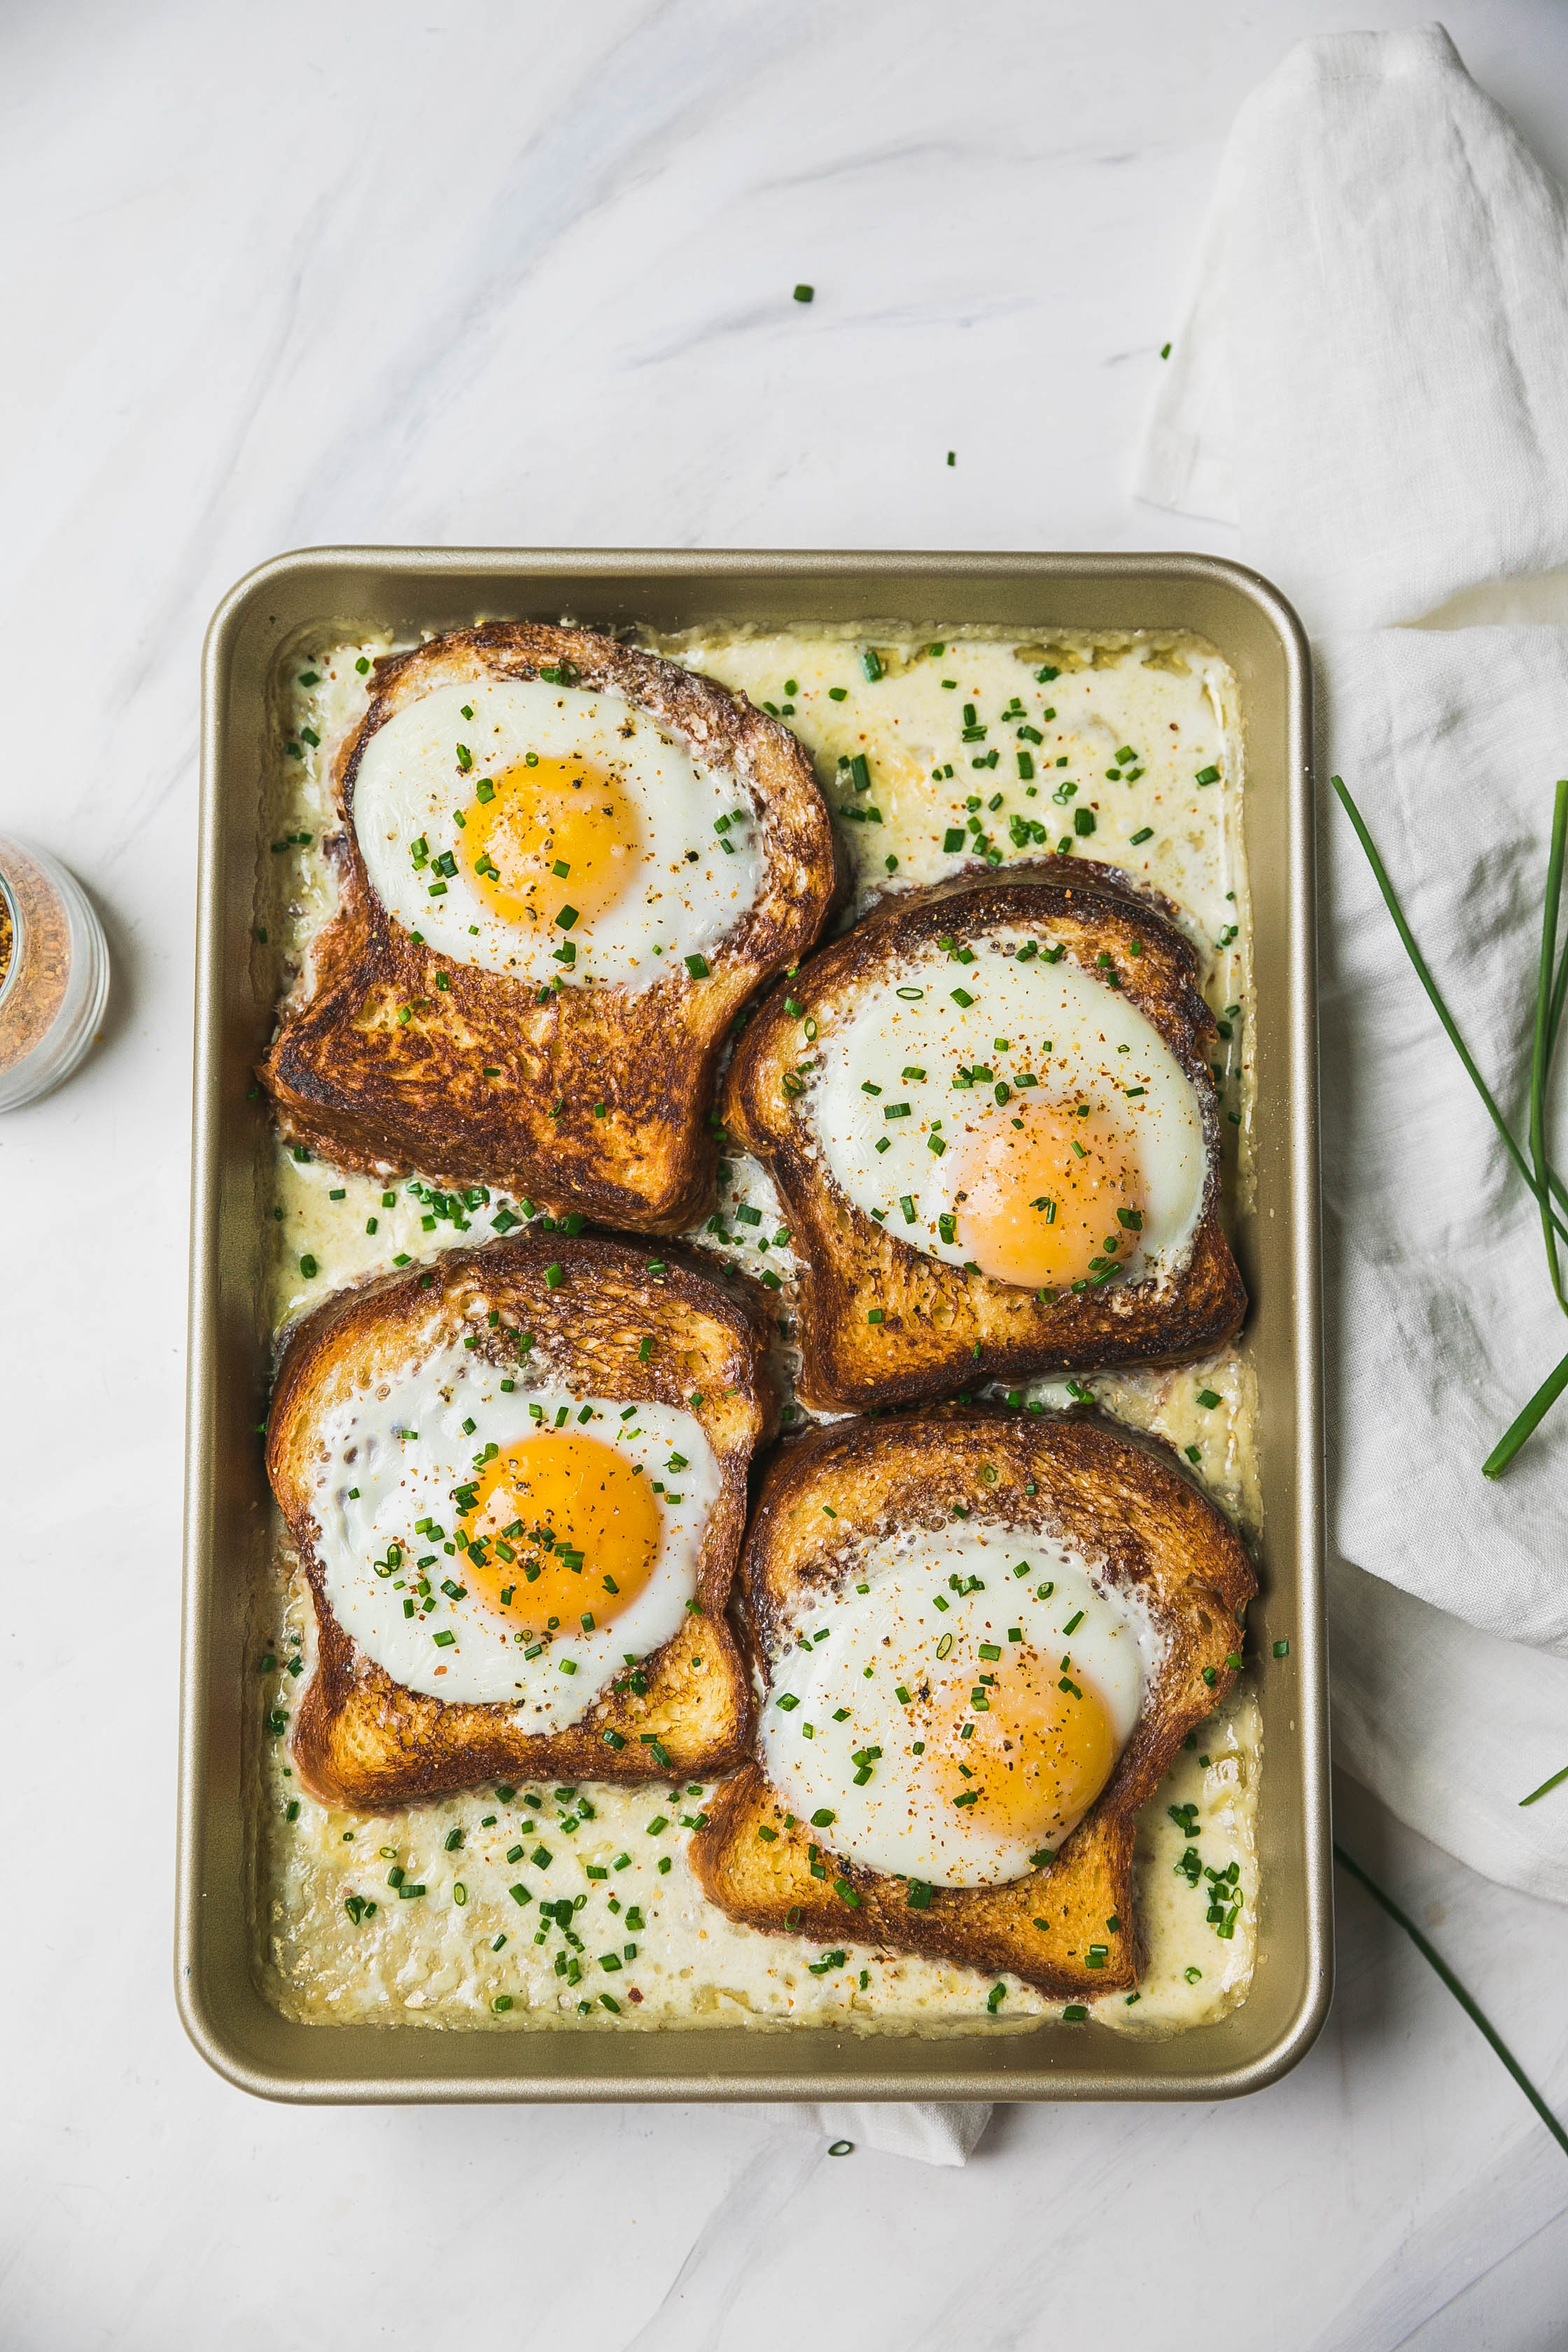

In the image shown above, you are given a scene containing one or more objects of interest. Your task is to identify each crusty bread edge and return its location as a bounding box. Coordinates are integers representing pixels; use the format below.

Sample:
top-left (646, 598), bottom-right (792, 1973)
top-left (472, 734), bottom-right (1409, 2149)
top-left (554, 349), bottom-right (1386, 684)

top-left (262, 621), bottom-right (847, 1230)
top-left (690, 1406), bottom-right (1256, 1993)
top-left (724, 869), bottom-right (1247, 1406)
top-left (266, 1234), bottom-right (778, 1807)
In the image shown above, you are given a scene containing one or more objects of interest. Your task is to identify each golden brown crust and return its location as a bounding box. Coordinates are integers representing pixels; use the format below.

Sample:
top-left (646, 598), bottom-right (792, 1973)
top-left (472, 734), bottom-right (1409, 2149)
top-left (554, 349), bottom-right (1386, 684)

top-left (688, 1408), bottom-right (1256, 1996)
top-left (266, 1235), bottom-right (776, 1809)
top-left (723, 869), bottom-right (1247, 1408)
top-left (694, 1763), bottom-right (1135, 1998)
top-left (261, 624), bottom-right (844, 1233)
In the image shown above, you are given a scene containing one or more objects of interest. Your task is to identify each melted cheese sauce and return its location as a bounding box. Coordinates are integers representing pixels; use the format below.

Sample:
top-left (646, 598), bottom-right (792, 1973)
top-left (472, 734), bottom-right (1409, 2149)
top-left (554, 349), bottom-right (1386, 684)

top-left (253, 623), bottom-right (1261, 2036)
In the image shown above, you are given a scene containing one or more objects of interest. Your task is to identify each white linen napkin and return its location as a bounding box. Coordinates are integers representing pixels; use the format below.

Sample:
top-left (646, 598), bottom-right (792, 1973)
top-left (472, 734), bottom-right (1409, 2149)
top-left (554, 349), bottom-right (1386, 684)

top-left (764, 2100), bottom-right (991, 2167)
top-left (1331, 1550), bottom-right (1568, 1903)
top-left (1138, 26), bottom-right (1568, 1901)
top-left (1136, 24), bottom-right (1568, 636)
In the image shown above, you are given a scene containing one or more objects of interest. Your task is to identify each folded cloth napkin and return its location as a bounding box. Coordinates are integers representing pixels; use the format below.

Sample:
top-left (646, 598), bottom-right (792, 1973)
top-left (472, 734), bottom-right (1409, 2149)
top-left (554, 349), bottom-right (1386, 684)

top-left (1331, 1552), bottom-right (1568, 1903)
top-left (1136, 24), bottom-right (1568, 635)
top-left (764, 2101), bottom-right (991, 2167)
top-left (1138, 27), bottom-right (1568, 1900)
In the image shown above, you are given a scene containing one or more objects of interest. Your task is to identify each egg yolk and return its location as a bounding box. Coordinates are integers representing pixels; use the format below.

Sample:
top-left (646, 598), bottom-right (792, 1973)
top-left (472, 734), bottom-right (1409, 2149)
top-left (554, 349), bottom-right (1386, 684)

top-left (463, 1432), bottom-right (663, 1625)
top-left (953, 1097), bottom-right (1142, 1289)
top-left (461, 757), bottom-right (641, 930)
top-left (909, 1642), bottom-right (1119, 1854)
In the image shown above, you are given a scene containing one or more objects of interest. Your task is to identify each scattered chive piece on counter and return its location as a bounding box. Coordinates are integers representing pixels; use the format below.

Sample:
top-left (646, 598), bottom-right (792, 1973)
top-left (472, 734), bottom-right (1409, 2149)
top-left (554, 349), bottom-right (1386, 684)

top-left (792, 283), bottom-right (814, 302)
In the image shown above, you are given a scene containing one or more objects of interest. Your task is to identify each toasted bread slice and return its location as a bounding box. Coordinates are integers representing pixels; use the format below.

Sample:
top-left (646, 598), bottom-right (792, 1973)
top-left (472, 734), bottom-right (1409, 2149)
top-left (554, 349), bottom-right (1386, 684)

top-left (689, 1408), bottom-right (1255, 1997)
top-left (724, 869), bottom-right (1245, 1408)
top-left (267, 1235), bottom-right (774, 1809)
top-left (262, 624), bottom-right (842, 1233)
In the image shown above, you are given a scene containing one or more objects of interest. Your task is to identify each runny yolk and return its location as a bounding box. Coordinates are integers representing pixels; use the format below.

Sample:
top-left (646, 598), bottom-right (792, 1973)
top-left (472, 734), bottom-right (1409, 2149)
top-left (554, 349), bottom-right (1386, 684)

top-left (461, 757), bottom-right (641, 930)
top-left (463, 1432), bottom-right (662, 1626)
top-left (954, 1097), bottom-right (1142, 1288)
top-left (909, 1642), bottom-right (1119, 1853)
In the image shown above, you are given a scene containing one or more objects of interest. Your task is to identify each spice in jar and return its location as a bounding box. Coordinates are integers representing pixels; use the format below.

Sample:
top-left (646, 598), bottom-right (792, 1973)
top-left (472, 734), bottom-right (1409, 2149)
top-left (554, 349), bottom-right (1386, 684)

top-left (0, 836), bottom-right (110, 1110)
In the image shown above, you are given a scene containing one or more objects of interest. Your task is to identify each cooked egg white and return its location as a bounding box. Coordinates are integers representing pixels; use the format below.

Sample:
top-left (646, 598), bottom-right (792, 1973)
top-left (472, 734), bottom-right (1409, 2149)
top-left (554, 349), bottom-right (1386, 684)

top-left (308, 1343), bottom-right (718, 1720)
top-left (806, 935), bottom-right (1208, 1293)
top-left (353, 674), bottom-right (762, 987)
top-left (759, 1530), bottom-right (1164, 1888)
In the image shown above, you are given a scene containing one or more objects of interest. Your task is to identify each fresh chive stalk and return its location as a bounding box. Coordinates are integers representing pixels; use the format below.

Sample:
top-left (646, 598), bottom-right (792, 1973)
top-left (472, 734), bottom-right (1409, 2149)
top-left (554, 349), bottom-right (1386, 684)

top-left (1334, 774), bottom-right (1568, 1474)
top-left (1334, 1841), bottom-right (1568, 2160)
top-left (1519, 1761), bottom-right (1568, 1808)
top-left (1331, 776), bottom-right (1568, 1236)
top-left (1481, 1341), bottom-right (1568, 1479)
top-left (1550, 906), bottom-right (1568, 1063)
top-left (1530, 778), bottom-right (1568, 1310)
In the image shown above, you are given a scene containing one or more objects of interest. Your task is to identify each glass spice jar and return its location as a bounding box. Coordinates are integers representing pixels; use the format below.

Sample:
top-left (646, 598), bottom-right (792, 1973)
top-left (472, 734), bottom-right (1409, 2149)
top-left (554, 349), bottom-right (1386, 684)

top-left (0, 836), bottom-right (110, 1111)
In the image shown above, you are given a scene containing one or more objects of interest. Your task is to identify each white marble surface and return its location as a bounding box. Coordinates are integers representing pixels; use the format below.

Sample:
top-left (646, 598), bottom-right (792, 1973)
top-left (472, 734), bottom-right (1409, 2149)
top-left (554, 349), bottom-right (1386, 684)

top-left (4, 2), bottom-right (1568, 2345)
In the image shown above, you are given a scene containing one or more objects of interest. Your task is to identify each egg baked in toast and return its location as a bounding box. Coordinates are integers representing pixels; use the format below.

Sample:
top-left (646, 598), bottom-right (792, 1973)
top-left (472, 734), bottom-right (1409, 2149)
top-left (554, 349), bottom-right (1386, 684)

top-left (267, 1235), bottom-right (775, 1808)
top-left (723, 869), bottom-right (1246, 1409)
top-left (689, 1408), bottom-right (1254, 1998)
top-left (262, 623), bottom-right (842, 1232)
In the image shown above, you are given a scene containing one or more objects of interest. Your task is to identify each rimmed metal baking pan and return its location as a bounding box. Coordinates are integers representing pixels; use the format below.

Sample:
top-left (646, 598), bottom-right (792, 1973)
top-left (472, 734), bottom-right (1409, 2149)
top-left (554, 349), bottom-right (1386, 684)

top-left (181, 547), bottom-right (1329, 2104)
